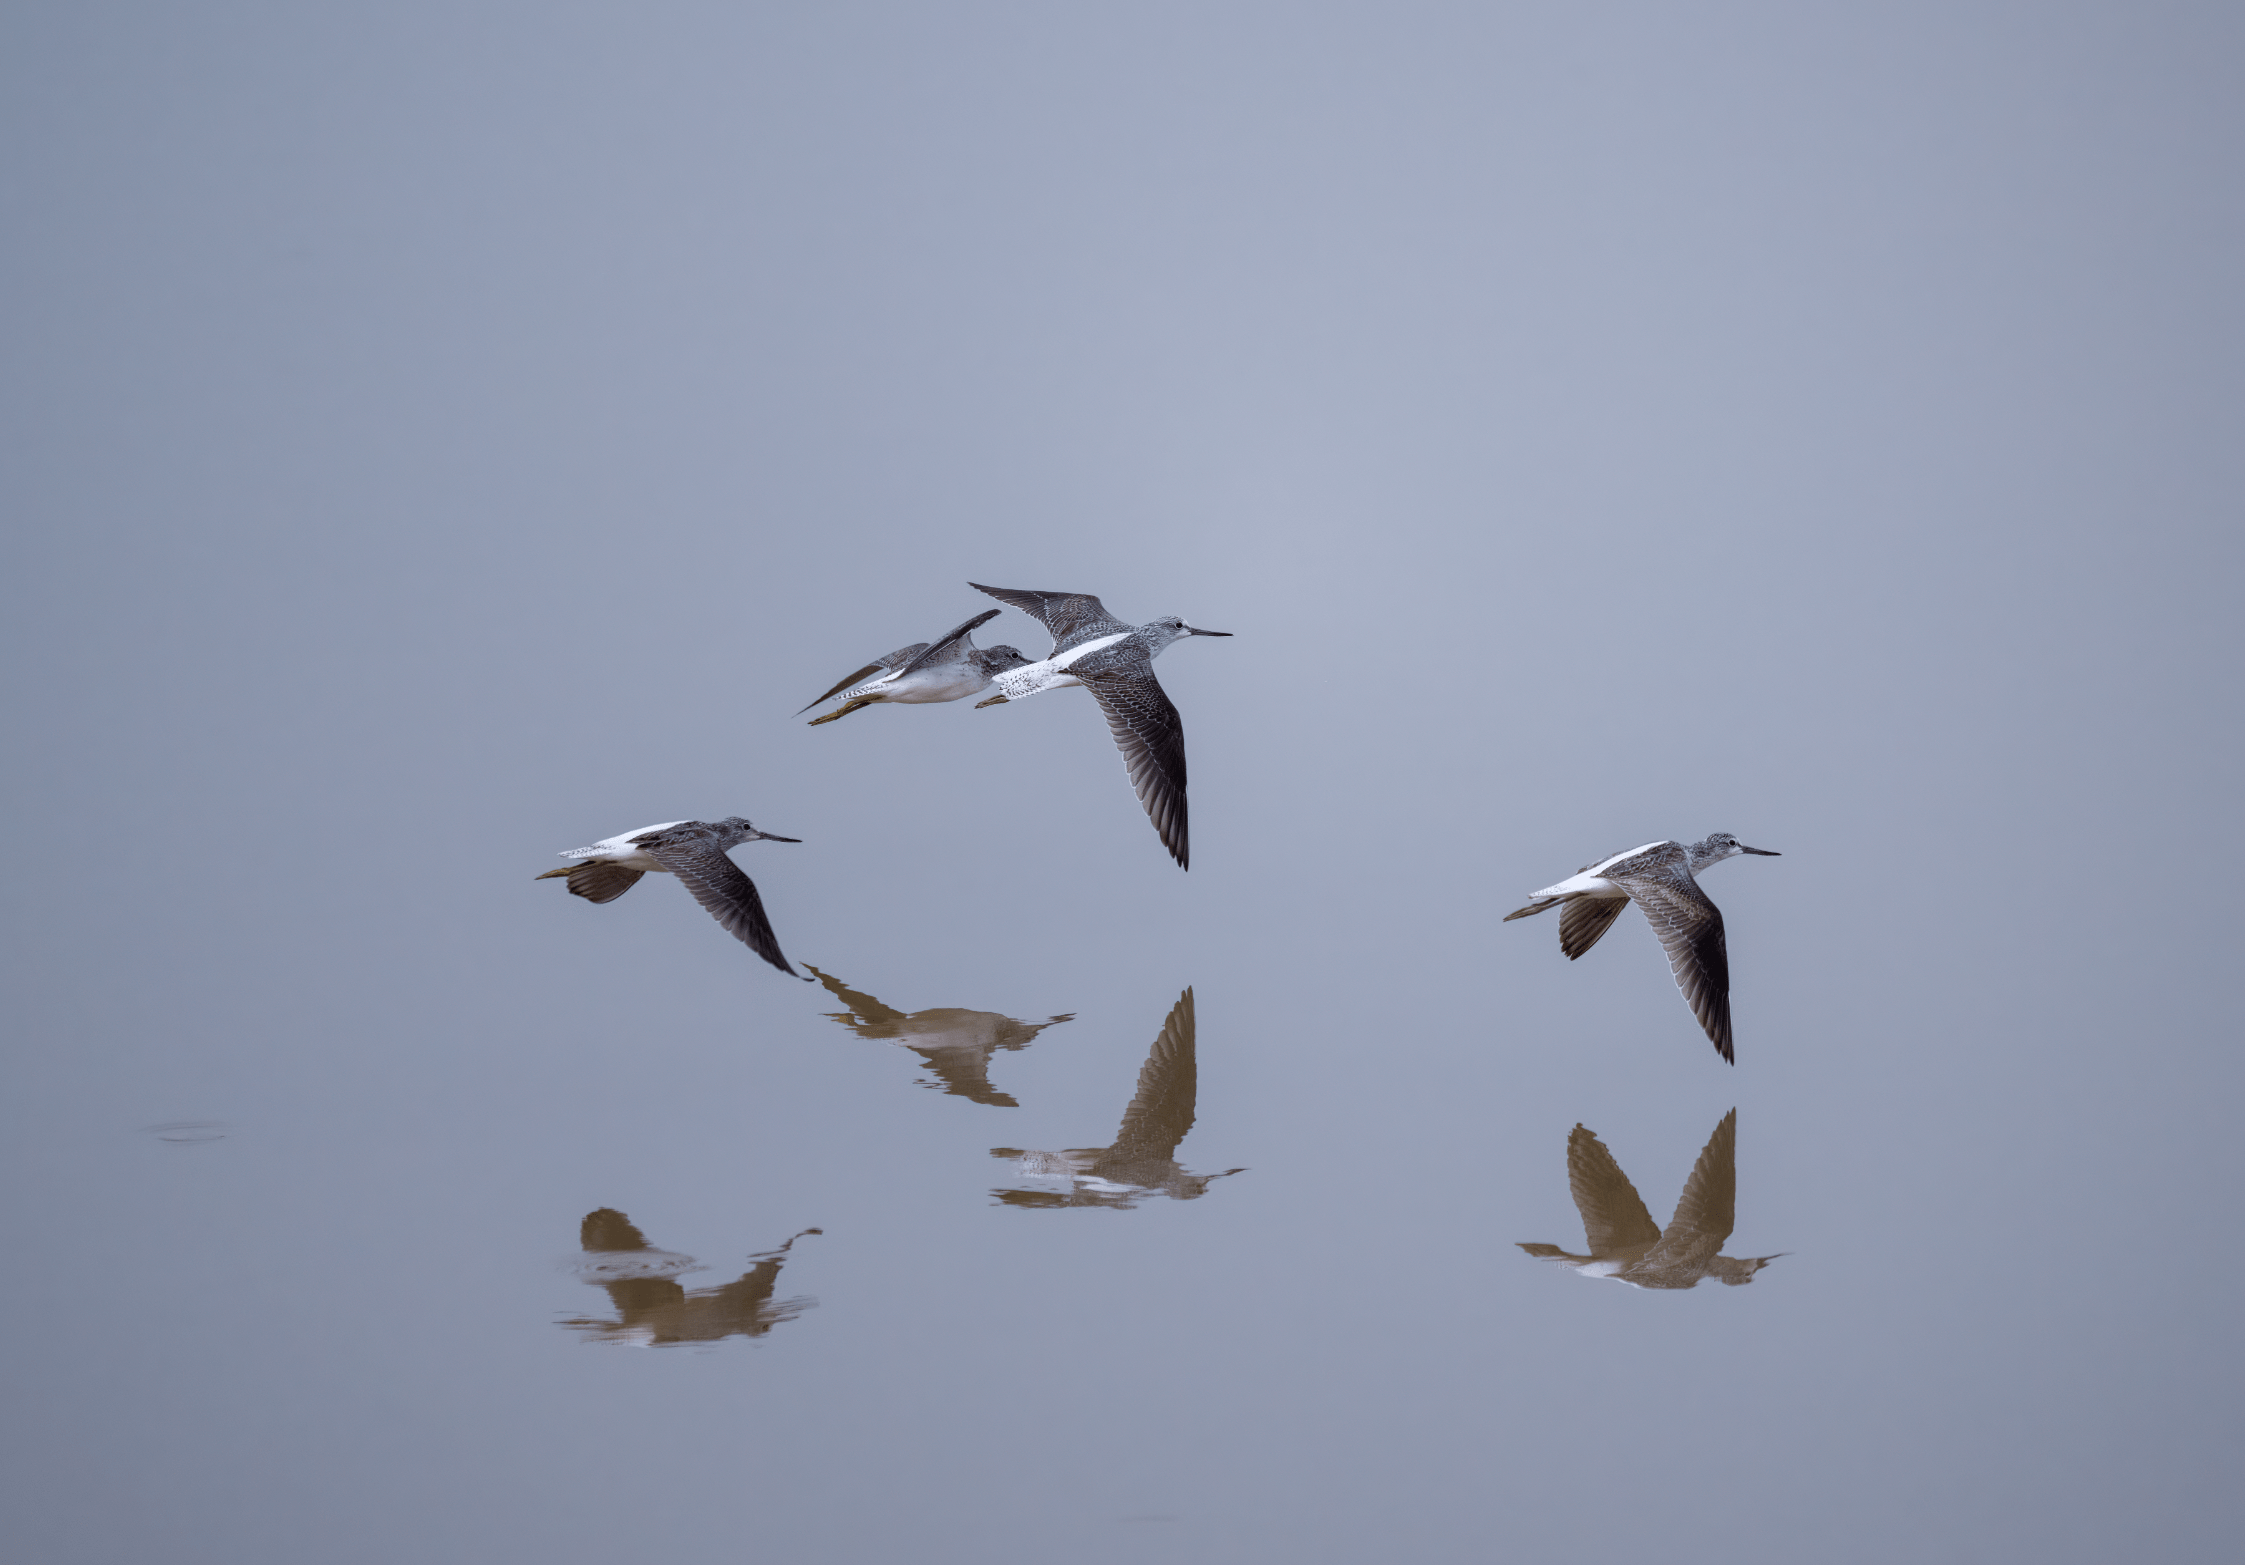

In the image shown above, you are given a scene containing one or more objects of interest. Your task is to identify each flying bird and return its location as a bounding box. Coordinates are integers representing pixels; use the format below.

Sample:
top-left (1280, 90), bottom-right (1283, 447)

top-left (536, 817), bottom-right (806, 978)
top-left (1504, 834), bottom-right (1780, 1062)
top-left (1518, 1111), bottom-right (1781, 1290)
top-left (798, 609), bottom-right (1030, 725)
top-left (966, 583), bottom-right (1231, 869)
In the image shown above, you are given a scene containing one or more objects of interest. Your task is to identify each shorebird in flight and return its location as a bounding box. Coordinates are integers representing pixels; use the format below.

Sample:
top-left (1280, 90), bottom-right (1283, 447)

top-left (536, 817), bottom-right (806, 978)
top-left (967, 583), bottom-right (1231, 869)
top-left (804, 966), bottom-right (1075, 1108)
top-left (562, 1208), bottom-right (821, 1346)
top-left (798, 609), bottom-right (1030, 725)
top-left (989, 987), bottom-right (1244, 1209)
top-left (1518, 1111), bottom-right (1781, 1290)
top-left (1504, 833), bottom-right (1779, 1061)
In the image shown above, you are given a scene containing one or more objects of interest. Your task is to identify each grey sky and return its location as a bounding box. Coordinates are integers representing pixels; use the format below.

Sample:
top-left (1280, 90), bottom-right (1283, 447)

top-left (4, 5), bottom-right (2241, 1563)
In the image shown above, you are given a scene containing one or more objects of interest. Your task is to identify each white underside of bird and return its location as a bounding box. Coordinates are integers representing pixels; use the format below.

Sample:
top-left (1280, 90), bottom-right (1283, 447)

top-left (835, 665), bottom-right (996, 705)
top-left (558, 822), bottom-right (688, 872)
top-left (987, 631), bottom-right (1132, 701)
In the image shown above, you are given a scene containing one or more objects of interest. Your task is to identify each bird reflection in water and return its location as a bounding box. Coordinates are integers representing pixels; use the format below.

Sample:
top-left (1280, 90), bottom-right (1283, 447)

top-left (1519, 1110), bottom-right (1781, 1289)
top-left (805, 964), bottom-right (1073, 1107)
top-left (560, 1208), bottom-right (820, 1346)
top-left (990, 987), bottom-right (1244, 1209)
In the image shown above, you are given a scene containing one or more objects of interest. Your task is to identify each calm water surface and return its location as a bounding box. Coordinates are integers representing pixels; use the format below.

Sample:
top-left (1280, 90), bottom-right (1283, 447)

top-left (5, 5), bottom-right (2241, 1562)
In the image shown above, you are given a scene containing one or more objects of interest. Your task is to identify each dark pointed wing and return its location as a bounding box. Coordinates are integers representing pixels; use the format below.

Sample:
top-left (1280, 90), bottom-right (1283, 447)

top-left (1565, 1123), bottom-right (1663, 1255)
top-left (636, 824), bottom-right (800, 977)
top-left (802, 965), bottom-right (909, 1032)
top-left (565, 862), bottom-right (645, 904)
top-left (892, 609), bottom-right (1000, 677)
top-left (1559, 896), bottom-right (1630, 960)
top-left (795, 642), bottom-right (930, 715)
top-left (968, 583), bottom-right (1130, 654)
top-left (1075, 659), bottom-right (1190, 869)
top-left (1611, 865), bottom-right (1733, 1060)
top-left (1107, 988), bottom-right (1197, 1162)
top-left (1503, 897), bottom-right (1559, 922)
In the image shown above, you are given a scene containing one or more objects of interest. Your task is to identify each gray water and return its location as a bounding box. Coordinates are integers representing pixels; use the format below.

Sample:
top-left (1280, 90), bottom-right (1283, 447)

top-left (5, 5), bottom-right (2242, 1562)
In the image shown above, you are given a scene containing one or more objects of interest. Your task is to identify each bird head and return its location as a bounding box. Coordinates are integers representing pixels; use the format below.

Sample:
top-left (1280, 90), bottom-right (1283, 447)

top-left (715, 815), bottom-right (801, 844)
top-left (1142, 615), bottom-right (1233, 652)
top-left (1692, 832), bottom-right (1779, 867)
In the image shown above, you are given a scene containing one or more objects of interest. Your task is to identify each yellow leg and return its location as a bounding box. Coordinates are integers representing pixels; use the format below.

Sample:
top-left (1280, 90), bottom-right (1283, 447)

top-left (808, 697), bottom-right (878, 726)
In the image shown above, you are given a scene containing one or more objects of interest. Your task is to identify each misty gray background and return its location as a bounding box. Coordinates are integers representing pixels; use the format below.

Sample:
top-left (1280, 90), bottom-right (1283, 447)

top-left (3, 3), bottom-right (2240, 1562)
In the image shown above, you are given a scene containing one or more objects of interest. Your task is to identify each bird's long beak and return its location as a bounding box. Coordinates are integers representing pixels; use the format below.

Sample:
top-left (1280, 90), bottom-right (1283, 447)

top-left (1740, 845), bottom-right (1780, 855)
top-left (752, 832), bottom-right (802, 843)
top-left (1185, 625), bottom-right (1233, 637)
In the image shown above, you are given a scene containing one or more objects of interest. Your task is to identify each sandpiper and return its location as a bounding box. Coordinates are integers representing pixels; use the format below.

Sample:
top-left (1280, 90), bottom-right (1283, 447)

top-left (1518, 1112), bottom-right (1781, 1289)
top-left (966, 583), bottom-right (1231, 869)
top-left (803, 965), bottom-right (1074, 1108)
top-left (536, 817), bottom-right (807, 978)
top-left (989, 987), bottom-right (1245, 1209)
top-left (1504, 834), bottom-right (1779, 1062)
top-left (798, 609), bottom-right (1030, 725)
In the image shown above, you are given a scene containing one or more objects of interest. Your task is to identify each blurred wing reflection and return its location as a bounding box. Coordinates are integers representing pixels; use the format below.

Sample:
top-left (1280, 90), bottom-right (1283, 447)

top-left (1518, 1111), bottom-right (1780, 1290)
top-left (1639, 1109), bottom-right (1740, 1279)
top-left (989, 987), bottom-right (1244, 1210)
top-left (1566, 1123), bottom-right (1663, 1257)
top-left (561, 1208), bottom-right (821, 1346)
top-left (1105, 987), bottom-right (1198, 1165)
top-left (805, 965), bottom-right (1074, 1108)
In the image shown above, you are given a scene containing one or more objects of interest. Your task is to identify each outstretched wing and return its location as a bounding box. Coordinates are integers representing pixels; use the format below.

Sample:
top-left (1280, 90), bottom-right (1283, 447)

top-left (1109, 988), bottom-right (1197, 1162)
top-left (1558, 896), bottom-right (1631, 960)
top-left (1645, 1109), bottom-right (1739, 1270)
top-left (552, 862), bottom-right (646, 904)
top-left (968, 583), bottom-right (1130, 654)
top-left (635, 824), bottom-right (800, 977)
top-left (892, 609), bottom-right (1001, 677)
top-left (1565, 1123), bottom-right (1663, 1255)
top-left (1075, 659), bottom-right (1190, 869)
top-left (580, 1207), bottom-right (654, 1251)
top-left (795, 641), bottom-right (931, 715)
top-left (1611, 864), bottom-right (1733, 1060)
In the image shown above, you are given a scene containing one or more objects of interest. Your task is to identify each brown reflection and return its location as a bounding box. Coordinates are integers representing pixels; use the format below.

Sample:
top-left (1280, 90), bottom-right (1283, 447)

top-left (989, 987), bottom-right (1244, 1209)
top-left (1519, 1111), bottom-right (1781, 1289)
top-left (805, 964), bottom-right (1073, 1107)
top-left (560, 1208), bottom-right (820, 1345)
